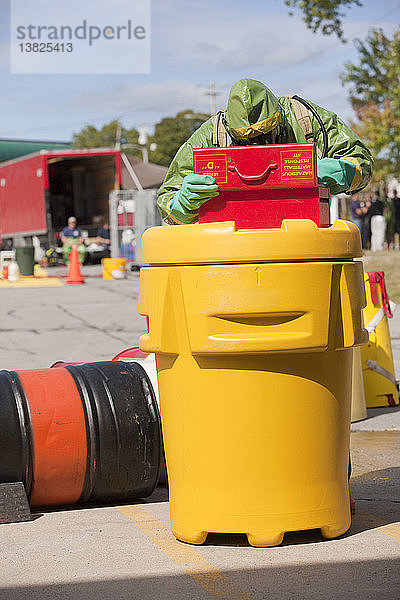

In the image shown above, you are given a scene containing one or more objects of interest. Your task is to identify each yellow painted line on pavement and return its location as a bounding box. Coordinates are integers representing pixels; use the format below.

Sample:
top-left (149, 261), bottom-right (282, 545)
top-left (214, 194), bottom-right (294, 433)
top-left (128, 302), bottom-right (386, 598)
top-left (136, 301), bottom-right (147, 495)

top-left (118, 505), bottom-right (255, 600)
top-left (0, 277), bottom-right (63, 287)
top-left (356, 509), bottom-right (400, 543)
top-left (379, 524), bottom-right (400, 542)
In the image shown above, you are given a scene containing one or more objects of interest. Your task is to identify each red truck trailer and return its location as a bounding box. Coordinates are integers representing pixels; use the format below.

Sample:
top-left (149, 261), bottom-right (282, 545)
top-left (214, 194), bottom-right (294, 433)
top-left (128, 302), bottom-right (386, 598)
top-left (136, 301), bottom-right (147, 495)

top-left (0, 148), bottom-right (122, 247)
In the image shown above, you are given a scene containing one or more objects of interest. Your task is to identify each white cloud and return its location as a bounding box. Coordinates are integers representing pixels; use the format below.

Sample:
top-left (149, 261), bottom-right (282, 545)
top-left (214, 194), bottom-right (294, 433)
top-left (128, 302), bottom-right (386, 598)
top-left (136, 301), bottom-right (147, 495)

top-left (2, 0), bottom-right (399, 139)
top-left (71, 75), bottom-right (354, 130)
top-left (153, 11), bottom-right (328, 73)
top-left (73, 79), bottom-right (230, 122)
top-left (151, 1), bottom-right (400, 77)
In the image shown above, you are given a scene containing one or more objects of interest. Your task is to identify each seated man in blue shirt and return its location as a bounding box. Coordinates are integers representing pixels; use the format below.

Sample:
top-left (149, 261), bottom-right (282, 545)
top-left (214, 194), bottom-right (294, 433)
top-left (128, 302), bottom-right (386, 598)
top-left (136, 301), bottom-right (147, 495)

top-left (61, 216), bottom-right (87, 265)
top-left (96, 221), bottom-right (111, 253)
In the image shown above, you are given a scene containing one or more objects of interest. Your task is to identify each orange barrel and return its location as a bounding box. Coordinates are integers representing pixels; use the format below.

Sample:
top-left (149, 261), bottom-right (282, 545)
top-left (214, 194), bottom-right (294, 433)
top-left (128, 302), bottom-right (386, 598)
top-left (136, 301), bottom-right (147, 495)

top-left (18, 368), bottom-right (87, 506)
top-left (0, 361), bottom-right (161, 507)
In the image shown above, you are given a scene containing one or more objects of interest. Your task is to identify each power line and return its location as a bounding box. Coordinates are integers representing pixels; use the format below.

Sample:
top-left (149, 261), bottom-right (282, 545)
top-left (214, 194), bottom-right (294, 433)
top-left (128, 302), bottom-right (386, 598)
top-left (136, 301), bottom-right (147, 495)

top-left (6, 4), bottom-right (400, 136)
top-left (268, 4), bottom-right (400, 75)
top-left (14, 113), bottom-right (120, 134)
top-left (5, 111), bottom-right (151, 138)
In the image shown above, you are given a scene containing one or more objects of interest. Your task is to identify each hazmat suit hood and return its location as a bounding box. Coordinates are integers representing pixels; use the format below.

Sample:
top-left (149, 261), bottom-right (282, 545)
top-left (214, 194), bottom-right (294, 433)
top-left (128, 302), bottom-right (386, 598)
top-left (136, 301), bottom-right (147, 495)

top-left (226, 79), bottom-right (284, 141)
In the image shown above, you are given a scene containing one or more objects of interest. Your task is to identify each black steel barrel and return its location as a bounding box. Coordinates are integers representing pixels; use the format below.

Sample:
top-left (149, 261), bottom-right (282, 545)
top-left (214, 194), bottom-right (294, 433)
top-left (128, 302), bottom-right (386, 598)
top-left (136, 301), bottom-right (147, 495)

top-left (0, 361), bottom-right (161, 507)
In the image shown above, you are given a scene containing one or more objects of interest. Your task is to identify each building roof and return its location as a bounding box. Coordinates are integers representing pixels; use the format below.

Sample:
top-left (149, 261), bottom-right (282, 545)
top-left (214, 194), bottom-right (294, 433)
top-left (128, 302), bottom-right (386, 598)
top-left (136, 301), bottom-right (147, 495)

top-left (122, 154), bottom-right (168, 190)
top-left (0, 139), bottom-right (72, 162)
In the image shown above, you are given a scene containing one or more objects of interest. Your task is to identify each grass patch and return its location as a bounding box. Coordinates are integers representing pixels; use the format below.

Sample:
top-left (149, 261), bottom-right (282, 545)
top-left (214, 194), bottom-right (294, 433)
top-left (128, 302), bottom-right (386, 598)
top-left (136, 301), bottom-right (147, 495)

top-left (360, 251), bottom-right (400, 303)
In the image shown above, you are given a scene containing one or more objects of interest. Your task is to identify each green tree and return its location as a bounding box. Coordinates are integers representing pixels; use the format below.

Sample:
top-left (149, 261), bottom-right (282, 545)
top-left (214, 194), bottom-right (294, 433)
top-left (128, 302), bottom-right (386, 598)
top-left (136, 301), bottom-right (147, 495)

top-left (341, 28), bottom-right (400, 182)
top-left (148, 110), bottom-right (210, 167)
top-left (285, 0), bottom-right (362, 41)
top-left (73, 120), bottom-right (139, 150)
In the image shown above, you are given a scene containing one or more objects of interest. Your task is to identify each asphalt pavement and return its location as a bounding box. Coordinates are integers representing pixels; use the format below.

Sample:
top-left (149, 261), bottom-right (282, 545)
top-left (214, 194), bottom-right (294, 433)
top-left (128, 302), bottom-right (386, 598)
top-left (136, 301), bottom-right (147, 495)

top-left (0, 266), bottom-right (146, 369)
top-left (0, 264), bottom-right (399, 600)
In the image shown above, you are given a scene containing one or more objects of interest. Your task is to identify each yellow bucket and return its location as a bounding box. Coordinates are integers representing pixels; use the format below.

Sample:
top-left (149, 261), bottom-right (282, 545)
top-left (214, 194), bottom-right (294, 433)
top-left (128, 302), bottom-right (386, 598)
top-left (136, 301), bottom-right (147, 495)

top-left (102, 258), bottom-right (127, 280)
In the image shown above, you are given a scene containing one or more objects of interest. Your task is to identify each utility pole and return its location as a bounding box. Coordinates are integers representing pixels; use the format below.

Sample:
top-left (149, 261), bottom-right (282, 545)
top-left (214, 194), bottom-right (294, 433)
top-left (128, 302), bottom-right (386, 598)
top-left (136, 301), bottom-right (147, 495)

top-left (138, 127), bottom-right (149, 163)
top-left (115, 118), bottom-right (122, 150)
top-left (205, 81), bottom-right (218, 116)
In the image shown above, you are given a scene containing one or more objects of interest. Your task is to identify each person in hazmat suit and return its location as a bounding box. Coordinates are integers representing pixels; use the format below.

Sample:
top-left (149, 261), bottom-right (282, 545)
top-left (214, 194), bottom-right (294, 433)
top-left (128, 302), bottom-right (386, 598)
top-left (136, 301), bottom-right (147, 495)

top-left (157, 79), bottom-right (373, 225)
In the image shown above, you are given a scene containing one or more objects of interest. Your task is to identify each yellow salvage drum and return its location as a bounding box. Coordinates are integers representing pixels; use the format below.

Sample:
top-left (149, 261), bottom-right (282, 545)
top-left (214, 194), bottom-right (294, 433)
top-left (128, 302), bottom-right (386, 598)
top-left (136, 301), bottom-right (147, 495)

top-left (351, 347), bottom-right (367, 422)
top-left (139, 220), bottom-right (367, 547)
top-left (361, 271), bottom-right (399, 407)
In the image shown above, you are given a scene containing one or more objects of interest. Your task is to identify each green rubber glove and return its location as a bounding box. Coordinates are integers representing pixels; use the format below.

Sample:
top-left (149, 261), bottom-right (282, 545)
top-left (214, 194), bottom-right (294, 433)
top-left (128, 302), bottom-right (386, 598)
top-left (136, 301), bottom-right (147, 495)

top-left (317, 158), bottom-right (357, 195)
top-left (169, 174), bottom-right (219, 224)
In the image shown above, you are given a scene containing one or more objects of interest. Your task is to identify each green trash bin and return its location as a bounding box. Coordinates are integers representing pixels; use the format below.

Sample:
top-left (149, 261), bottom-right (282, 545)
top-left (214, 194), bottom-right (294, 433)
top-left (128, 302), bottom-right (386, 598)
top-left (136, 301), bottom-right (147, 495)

top-left (15, 247), bottom-right (35, 276)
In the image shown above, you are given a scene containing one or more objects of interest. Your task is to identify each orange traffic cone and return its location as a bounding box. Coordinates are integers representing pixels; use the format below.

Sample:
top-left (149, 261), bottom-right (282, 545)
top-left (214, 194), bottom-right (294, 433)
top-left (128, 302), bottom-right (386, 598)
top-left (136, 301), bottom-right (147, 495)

top-left (65, 245), bottom-right (84, 285)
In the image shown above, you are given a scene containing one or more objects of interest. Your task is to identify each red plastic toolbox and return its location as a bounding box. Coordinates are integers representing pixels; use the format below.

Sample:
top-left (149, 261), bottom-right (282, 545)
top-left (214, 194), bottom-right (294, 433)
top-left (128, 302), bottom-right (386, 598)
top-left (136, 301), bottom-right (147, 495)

top-left (193, 143), bottom-right (330, 229)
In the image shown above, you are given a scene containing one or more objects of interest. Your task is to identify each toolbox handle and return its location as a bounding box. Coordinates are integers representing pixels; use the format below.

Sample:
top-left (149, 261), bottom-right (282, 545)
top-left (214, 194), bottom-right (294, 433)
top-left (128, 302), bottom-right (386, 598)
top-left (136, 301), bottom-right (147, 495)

top-left (228, 162), bottom-right (279, 184)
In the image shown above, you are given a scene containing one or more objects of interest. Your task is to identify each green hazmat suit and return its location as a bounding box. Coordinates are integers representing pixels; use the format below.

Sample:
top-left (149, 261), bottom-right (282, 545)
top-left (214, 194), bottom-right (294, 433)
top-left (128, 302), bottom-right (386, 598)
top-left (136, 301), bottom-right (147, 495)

top-left (158, 79), bottom-right (373, 225)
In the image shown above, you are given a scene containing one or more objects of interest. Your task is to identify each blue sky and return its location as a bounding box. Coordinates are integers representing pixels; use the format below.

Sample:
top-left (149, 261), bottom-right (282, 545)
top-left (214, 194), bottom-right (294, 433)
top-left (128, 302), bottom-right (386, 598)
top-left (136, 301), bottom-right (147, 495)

top-left (0, 0), bottom-right (399, 141)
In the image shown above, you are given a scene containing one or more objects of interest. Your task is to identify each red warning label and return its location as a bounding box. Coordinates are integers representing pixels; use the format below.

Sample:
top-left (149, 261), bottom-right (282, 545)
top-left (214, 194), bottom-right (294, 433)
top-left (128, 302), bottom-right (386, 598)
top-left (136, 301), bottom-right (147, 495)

top-left (280, 149), bottom-right (314, 181)
top-left (193, 153), bottom-right (227, 184)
